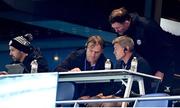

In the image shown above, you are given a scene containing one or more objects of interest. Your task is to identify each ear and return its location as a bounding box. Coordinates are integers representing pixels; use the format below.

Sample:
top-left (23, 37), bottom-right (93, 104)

top-left (124, 20), bottom-right (130, 26)
top-left (20, 51), bottom-right (28, 56)
top-left (124, 47), bottom-right (127, 52)
top-left (124, 46), bottom-right (130, 52)
top-left (20, 51), bottom-right (24, 54)
top-left (125, 20), bottom-right (129, 23)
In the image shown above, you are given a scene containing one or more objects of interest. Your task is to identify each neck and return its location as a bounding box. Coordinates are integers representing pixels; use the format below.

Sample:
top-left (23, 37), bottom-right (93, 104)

top-left (90, 61), bottom-right (96, 66)
top-left (20, 53), bottom-right (28, 63)
top-left (122, 52), bottom-right (132, 64)
top-left (86, 58), bottom-right (96, 66)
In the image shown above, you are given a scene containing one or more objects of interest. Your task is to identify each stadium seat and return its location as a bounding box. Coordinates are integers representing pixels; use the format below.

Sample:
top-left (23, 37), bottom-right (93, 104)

top-left (133, 93), bottom-right (169, 107)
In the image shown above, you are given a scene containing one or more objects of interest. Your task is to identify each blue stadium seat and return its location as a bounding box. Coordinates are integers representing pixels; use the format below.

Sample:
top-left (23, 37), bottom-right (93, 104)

top-left (56, 82), bottom-right (75, 101)
top-left (56, 82), bottom-right (75, 107)
top-left (133, 93), bottom-right (169, 107)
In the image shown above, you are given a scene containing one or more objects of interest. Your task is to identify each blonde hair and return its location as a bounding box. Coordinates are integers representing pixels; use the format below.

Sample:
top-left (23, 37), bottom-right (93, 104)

top-left (112, 35), bottom-right (134, 51)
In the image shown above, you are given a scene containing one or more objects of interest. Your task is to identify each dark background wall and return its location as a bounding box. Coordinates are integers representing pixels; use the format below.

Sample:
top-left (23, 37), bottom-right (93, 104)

top-left (0, 0), bottom-right (179, 71)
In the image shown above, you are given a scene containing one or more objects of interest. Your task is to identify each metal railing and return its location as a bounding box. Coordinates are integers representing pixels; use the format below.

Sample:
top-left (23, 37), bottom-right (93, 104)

top-left (56, 95), bottom-right (180, 108)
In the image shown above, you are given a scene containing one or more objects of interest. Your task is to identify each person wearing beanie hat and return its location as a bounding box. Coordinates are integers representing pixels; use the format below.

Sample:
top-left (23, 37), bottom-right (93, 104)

top-left (8, 33), bottom-right (49, 73)
top-left (9, 34), bottom-right (32, 54)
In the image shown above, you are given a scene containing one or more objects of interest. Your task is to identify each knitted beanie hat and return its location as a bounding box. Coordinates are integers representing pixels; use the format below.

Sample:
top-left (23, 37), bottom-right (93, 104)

top-left (9, 34), bottom-right (33, 53)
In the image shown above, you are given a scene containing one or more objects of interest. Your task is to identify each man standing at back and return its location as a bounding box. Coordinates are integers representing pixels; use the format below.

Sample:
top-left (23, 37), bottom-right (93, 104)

top-left (109, 7), bottom-right (174, 90)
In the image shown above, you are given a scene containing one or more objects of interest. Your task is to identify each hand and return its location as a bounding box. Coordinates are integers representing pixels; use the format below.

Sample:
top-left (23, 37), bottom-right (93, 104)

top-left (96, 93), bottom-right (103, 97)
top-left (100, 95), bottom-right (114, 99)
top-left (0, 71), bottom-right (8, 75)
top-left (78, 96), bottom-right (90, 100)
top-left (96, 93), bottom-right (114, 99)
top-left (155, 71), bottom-right (164, 81)
top-left (69, 68), bottom-right (81, 72)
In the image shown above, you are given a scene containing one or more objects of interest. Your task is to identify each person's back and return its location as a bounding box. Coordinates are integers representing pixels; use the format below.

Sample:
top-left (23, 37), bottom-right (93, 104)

top-left (124, 11), bottom-right (176, 93)
top-left (127, 13), bottom-right (173, 73)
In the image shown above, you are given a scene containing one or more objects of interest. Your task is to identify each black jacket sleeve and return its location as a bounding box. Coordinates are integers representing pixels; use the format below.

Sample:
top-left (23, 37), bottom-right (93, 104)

top-left (54, 49), bottom-right (85, 72)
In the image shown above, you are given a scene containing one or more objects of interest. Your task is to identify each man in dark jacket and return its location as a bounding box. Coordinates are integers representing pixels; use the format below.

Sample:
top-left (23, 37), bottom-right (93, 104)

top-left (8, 33), bottom-right (49, 73)
top-left (55, 35), bottom-right (107, 72)
top-left (55, 35), bottom-right (109, 99)
top-left (112, 36), bottom-right (153, 95)
top-left (109, 7), bottom-right (175, 91)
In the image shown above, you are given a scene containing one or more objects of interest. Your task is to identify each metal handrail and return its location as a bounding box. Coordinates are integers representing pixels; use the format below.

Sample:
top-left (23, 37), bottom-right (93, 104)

top-left (56, 95), bottom-right (180, 105)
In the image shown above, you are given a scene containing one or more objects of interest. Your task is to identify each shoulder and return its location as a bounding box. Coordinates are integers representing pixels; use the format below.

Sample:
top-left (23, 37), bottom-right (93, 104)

top-left (28, 47), bottom-right (43, 59)
top-left (100, 53), bottom-right (106, 60)
top-left (134, 53), bottom-right (152, 74)
top-left (131, 13), bottom-right (155, 28)
top-left (27, 48), bottom-right (47, 64)
top-left (135, 53), bottom-right (148, 64)
top-left (137, 56), bottom-right (149, 65)
top-left (73, 49), bottom-right (85, 55)
top-left (68, 49), bottom-right (86, 59)
top-left (133, 53), bottom-right (150, 67)
top-left (98, 53), bottom-right (107, 64)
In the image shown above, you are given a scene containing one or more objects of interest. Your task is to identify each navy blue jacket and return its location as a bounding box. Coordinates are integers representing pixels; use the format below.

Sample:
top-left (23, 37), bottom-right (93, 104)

top-left (115, 52), bottom-right (152, 75)
top-left (55, 49), bottom-right (107, 72)
top-left (123, 13), bottom-right (174, 74)
top-left (102, 53), bottom-right (153, 96)
top-left (55, 49), bottom-right (108, 98)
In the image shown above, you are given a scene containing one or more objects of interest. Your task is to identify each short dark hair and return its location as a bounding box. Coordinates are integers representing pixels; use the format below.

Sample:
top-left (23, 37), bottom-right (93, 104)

top-left (109, 7), bottom-right (131, 24)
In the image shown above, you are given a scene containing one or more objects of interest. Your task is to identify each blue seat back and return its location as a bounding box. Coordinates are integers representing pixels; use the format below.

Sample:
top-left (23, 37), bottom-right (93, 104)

top-left (133, 93), bottom-right (169, 107)
top-left (56, 82), bottom-right (75, 101)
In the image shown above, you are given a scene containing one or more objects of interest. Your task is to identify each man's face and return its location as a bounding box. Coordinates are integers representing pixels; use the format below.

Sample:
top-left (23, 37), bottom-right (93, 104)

top-left (111, 21), bottom-right (130, 35)
top-left (86, 43), bottom-right (103, 65)
top-left (9, 46), bottom-right (24, 62)
top-left (113, 43), bottom-right (125, 61)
